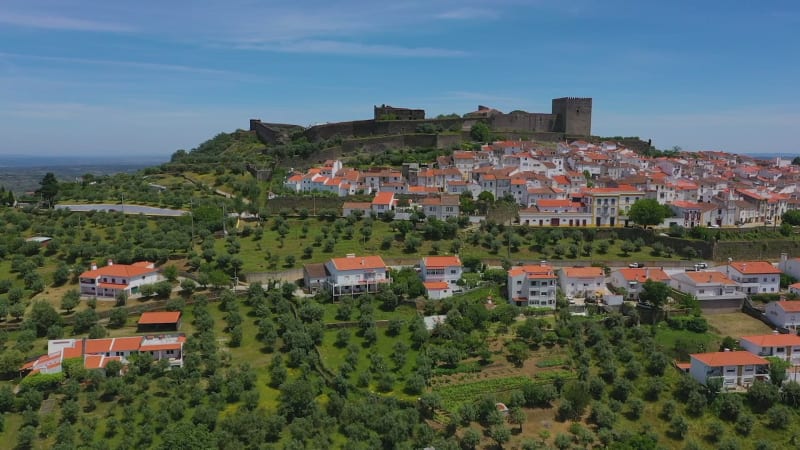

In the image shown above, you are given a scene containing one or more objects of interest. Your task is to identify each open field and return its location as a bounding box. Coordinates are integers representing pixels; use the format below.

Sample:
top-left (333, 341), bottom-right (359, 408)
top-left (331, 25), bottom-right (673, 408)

top-left (705, 312), bottom-right (774, 337)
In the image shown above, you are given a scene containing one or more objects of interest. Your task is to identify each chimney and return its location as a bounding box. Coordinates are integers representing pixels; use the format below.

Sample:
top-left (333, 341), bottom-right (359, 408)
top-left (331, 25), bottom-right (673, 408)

top-left (107, 259), bottom-right (113, 266)
top-left (773, 329), bottom-right (780, 335)
top-left (90, 261), bottom-right (97, 271)
top-left (723, 348), bottom-right (730, 352)
top-left (346, 253), bottom-right (355, 259)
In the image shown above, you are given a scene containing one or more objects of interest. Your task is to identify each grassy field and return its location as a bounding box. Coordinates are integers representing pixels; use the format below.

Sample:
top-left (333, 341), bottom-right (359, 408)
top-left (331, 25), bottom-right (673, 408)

top-left (705, 312), bottom-right (774, 337)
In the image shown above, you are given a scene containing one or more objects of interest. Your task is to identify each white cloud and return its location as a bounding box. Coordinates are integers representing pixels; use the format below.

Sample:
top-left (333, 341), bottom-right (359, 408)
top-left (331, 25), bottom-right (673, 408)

top-left (236, 40), bottom-right (466, 57)
top-left (0, 11), bottom-right (133, 32)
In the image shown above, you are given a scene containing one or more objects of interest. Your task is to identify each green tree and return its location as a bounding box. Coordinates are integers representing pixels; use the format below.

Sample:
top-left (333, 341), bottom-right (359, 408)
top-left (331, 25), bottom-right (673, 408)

top-left (639, 280), bottom-right (670, 323)
top-left (470, 122), bottom-right (491, 142)
top-left (30, 300), bottom-right (62, 337)
top-left (628, 198), bottom-right (669, 228)
top-left (163, 264), bottom-right (179, 282)
top-left (766, 356), bottom-right (789, 386)
top-left (109, 308), bottom-right (128, 328)
top-left (60, 289), bottom-right (81, 313)
top-left (37, 172), bottom-right (59, 208)
top-left (783, 209), bottom-right (800, 226)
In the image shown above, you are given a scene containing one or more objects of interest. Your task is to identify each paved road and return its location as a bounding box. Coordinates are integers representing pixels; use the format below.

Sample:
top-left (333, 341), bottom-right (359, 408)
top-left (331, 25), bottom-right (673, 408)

top-left (56, 204), bottom-right (187, 217)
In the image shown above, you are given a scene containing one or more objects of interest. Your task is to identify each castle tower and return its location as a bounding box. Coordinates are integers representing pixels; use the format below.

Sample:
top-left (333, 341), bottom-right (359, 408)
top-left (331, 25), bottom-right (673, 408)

top-left (551, 97), bottom-right (592, 136)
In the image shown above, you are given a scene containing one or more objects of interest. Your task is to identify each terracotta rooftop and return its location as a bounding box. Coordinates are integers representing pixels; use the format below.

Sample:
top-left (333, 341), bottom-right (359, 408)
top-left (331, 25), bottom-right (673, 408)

top-left (729, 261), bottom-right (780, 274)
top-left (740, 334), bottom-right (800, 348)
top-left (329, 255), bottom-right (387, 271)
top-left (422, 256), bottom-right (462, 268)
top-left (138, 311), bottom-right (182, 325)
top-left (690, 351), bottom-right (769, 367)
top-left (562, 267), bottom-right (604, 278)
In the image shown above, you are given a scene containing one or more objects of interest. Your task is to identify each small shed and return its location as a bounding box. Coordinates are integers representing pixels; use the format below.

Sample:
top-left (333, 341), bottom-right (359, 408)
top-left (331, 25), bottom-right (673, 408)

top-left (137, 311), bottom-right (182, 332)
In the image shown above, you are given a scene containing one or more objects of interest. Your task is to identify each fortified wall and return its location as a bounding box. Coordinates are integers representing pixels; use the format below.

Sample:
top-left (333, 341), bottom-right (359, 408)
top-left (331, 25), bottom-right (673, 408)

top-left (250, 97), bottom-right (594, 147)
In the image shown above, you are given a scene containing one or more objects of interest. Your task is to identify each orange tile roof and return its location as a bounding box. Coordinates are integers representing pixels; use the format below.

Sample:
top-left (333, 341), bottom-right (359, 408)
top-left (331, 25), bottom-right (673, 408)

top-left (83, 339), bottom-right (113, 354)
top-left (138, 311), bottom-right (181, 325)
top-left (562, 267), bottom-right (604, 278)
top-left (84, 355), bottom-right (121, 370)
top-left (422, 256), bottom-right (462, 268)
top-left (371, 192), bottom-right (395, 205)
top-left (774, 301), bottom-right (800, 312)
top-left (729, 261), bottom-right (780, 274)
top-left (691, 351), bottom-right (769, 367)
top-left (617, 268), bottom-right (671, 283)
top-left (682, 271), bottom-right (737, 285)
top-left (536, 199), bottom-right (575, 208)
top-left (329, 255), bottom-right (387, 271)
top-left (111, 337), bottom-right (144, 351)
top-left (80, 262), bottom-right (157, 279)
top-left (423, 281), bottom-right (450, 290)
top-left (508, 265), bottom-right (556, 278)
top-left (740, 334), bottom-right (800, 348)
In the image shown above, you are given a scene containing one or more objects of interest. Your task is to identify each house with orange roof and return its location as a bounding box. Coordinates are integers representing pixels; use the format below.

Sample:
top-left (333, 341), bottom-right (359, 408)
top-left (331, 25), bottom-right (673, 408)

top-left (371, 191), bottom-right (397, 217)
top-left (559, 267), bottom-right (606, 299)
top-left (689, 351), bottom-right (769, 387)
top-left (507, 263), bottom-right (558, 308)
top-left (765, 301), bottom-right (800, 331)
top-left (716, 261), bottom-right (780, 295)
top-left (610, 267), bottom-right (671, 300)
top-left (582, 186), bottom-right (644, 227)
top-left (342, 201), bottom-right (372, 218)
top-left (419, 194), bottom-right (460, 220)
top-left (669, 200), bottom-right (718, 228)
top-left (740, 334), bottom-right (800, 366)
top-left (284, 173), bottom-right (305, 192)
top-left (79, 260), bottom-right (160, 299)
top-left (518, 202), bottom-right (590, 228)
top-left (324, 254), bottom-right (390, 298)
top-left (669, 271), bottom-right (743, 302)
top-left (420, 256), bottom-right (463, 288)
top-left (22, 334), bottom-right (186, 375)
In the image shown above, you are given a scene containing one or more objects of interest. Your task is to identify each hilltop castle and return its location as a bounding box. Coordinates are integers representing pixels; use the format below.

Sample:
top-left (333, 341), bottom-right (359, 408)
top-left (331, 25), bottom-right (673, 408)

top-left (250, 97), bottom-right (592, 147)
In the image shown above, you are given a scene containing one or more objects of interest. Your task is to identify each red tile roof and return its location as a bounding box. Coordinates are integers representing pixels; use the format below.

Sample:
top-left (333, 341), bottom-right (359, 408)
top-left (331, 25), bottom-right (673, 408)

top-left (562, 267), bottom-right (604, 278)
top-left (371, 192), bottom-right (395, 205)
top-left (329, 255), bottom-right (387, 271)
top-left (740, 334), bottom-right (800, 348)
top-left (423, 281), bottom-right (450, 290)
top-left (616, 268), bottom-right (671, 283)
top-left (729, 261), bottom-right (780, 274)
top-left (80, 262), bottom-right (157, 279)
top-left (138, 311), bottom-right (181, 325)
top-left (422, 256), bottom-right (462, 268)
top-left (691, 351), bottom-right (769, 367)
top-left (774, 301), bottom-right (800, 312)
top-left (507, 265), bottom-right (556, 278)
top-left (682, 271), bottom-right (737, 285)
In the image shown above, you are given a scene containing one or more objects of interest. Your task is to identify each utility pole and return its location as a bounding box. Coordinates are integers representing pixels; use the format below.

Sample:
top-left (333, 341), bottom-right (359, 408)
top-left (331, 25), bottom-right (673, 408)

top-left (222, 204), bottom-right (227, 236)
top-left (190, 198), bottom-right (195, 247)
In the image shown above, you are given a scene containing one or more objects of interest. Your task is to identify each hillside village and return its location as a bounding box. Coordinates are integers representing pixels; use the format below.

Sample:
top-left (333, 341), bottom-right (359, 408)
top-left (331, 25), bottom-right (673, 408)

top-left (284, 140), bottom-right (795, 228)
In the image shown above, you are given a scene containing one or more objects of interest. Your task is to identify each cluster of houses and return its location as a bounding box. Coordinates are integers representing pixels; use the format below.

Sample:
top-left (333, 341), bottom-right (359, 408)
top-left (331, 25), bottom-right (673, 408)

top-left (303, 252), bottom-right (791, 307)
top-left (21, 312), bottom-right (184, 375)
top-left (285, 140), bottom-right (800, 227)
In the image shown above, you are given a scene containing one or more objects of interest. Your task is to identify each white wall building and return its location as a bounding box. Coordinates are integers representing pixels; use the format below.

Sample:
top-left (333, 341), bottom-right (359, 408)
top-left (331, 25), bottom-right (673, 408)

top-left (79, 260), bottom-right (160, 299)
top-left (717, 261), bottom-right (781, 295)
top-left (559, 267), bottom-right (605, 299)
top-left (689, 351), bottom-right (769, 388)
top-left (765, 301), bottom-right (800, 331)
top-left (669, 271), bottom-right (743, 301)
top-left (324, 254), bottom-right (391, 298)
top-left (739, 334), bottom-right (800, 366)
top-left (507, 264), bottom-right (558, 308)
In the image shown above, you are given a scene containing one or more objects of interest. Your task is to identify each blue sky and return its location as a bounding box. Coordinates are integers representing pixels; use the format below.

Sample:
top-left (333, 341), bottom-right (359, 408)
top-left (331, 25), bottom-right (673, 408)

top-left (0, 0), bottom-right (798, 158)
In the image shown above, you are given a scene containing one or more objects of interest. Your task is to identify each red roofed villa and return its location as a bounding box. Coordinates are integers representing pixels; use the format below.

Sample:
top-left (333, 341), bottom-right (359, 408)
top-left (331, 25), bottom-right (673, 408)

top-left (79, 259), bottom-right (160, 299)
top-left (689, 351), bottom-right (769, 388)
top-left (324, 254), bottom-right (390, 299)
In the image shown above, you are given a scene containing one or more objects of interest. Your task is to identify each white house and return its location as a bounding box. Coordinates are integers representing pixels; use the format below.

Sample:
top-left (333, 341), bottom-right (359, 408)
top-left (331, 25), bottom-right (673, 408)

top-left (419, 194), bottom-right (460, 221)
top-left (423, 281), bottom-right (452, 300)
top-left (342, 202), bottom-right (371, 218)
top-left (324, 254), bottom-right (390, 298)
top-left (371, 192), bottom-right (396, 216)
top-left (609, 267), bottom-right (671, 300)
top-left (717, 261), bottom-right (781, 295)
top-left (79, 260), bottom-right (160, 299)
top-left (739, 334), bottom-right (800, 366)
top-left (507, 264), bottom-right (558, 308)
top-left (559, 267), bottom-right (605, 299)
top-left (689, 351), bottom-right (769, 388)
top-left (778, 253), bottom-right (800, 280)
top-left (765, 301), bottom-right (800, 331)
top-left (22, 334), bottom-right (186, 375)
top-left (420, 256), bottom-right (462, 286)
top-left (669, 271), bottom-right (743, 301)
